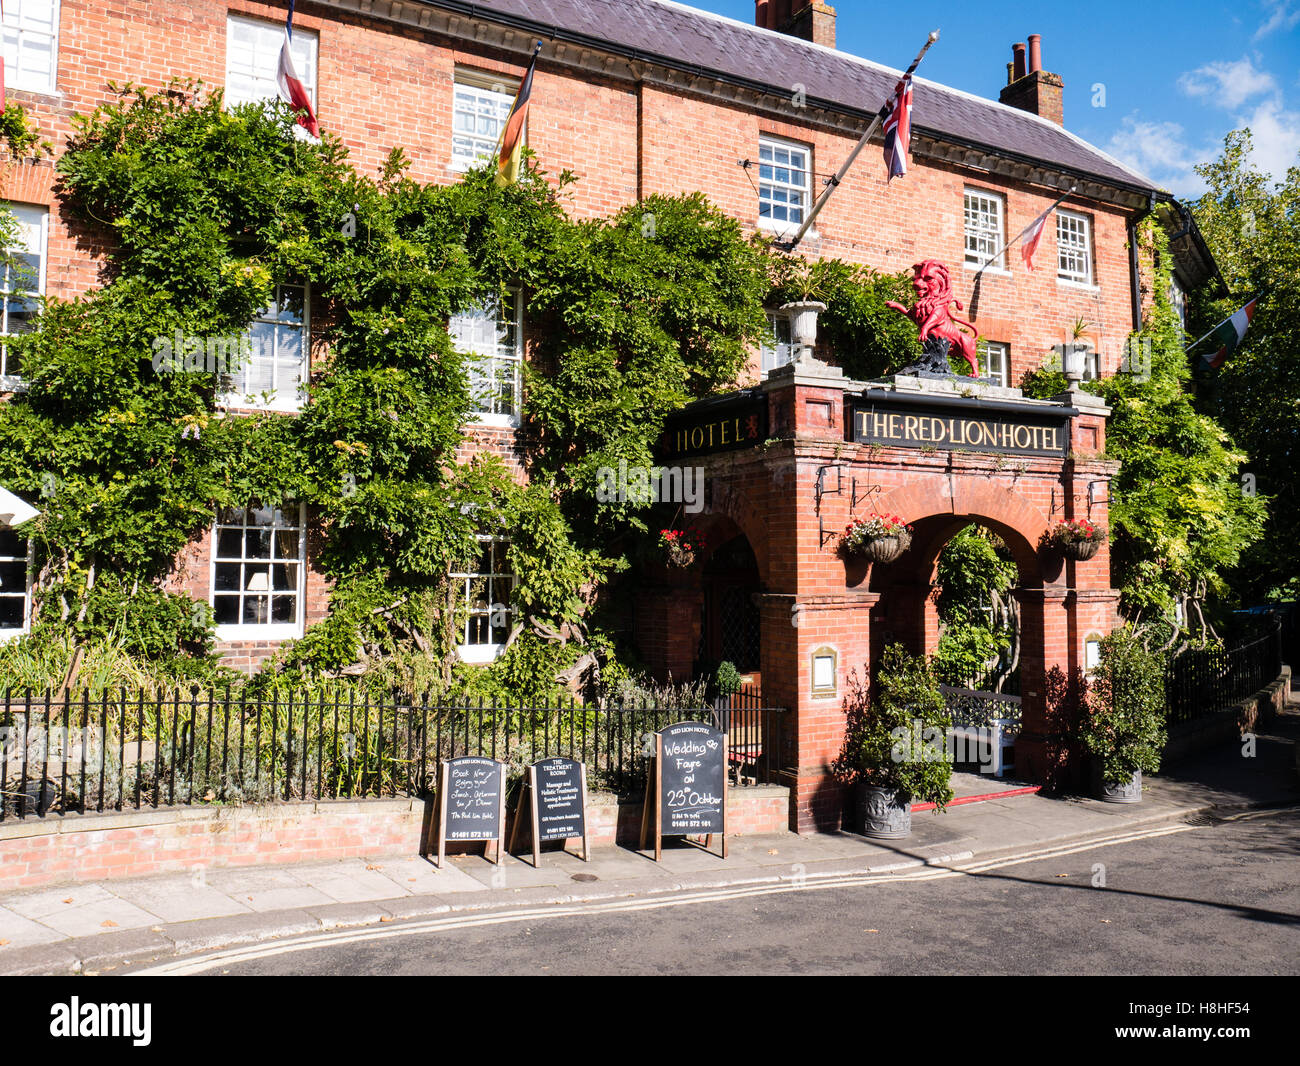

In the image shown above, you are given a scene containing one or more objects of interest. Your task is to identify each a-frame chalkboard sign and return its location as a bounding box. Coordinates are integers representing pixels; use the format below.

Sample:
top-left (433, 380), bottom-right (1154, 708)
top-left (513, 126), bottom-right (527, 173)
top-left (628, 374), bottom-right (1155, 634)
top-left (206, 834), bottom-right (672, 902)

top-left (508, 756), bottom-right (590, 867)
top-left (435, 756), bottom-right (507, 868)
top-left (640, 720), bottom-right (728, 861)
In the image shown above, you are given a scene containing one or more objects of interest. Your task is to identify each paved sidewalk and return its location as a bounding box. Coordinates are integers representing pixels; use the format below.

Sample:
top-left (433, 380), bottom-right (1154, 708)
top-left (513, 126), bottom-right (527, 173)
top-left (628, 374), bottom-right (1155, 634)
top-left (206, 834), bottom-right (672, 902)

top-left (2, 706), bottom-right (1296, 976)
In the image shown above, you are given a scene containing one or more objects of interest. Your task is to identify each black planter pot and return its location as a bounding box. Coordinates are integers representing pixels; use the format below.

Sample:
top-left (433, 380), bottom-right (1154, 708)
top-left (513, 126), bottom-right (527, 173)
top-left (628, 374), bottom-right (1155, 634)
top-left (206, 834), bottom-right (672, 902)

top-left (857, 783), bottom-right (912, 838)
top-left (849, 530), bottom-right (912, 565)
top-left (1092, 763), bottom-right (1142, 804)
top-left (1059, 538), bottom-right (1102, 561)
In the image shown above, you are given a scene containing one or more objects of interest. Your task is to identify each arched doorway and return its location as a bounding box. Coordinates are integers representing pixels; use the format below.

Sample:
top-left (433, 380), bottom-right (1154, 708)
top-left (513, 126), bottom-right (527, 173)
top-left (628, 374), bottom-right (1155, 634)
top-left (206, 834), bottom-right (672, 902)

top-left (696, 532), bottom-right (762, 686)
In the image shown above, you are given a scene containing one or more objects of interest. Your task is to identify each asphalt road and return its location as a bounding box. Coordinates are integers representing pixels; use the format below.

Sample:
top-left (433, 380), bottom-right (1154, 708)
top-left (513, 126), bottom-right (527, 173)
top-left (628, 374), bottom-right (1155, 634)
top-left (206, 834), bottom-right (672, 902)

top-left (141, 807), bottom-right (1299, 977)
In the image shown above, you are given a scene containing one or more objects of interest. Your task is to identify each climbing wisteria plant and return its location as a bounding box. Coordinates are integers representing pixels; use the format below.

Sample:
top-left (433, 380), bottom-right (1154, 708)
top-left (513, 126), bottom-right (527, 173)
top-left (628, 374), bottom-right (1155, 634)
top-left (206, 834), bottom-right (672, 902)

top-left (0, 83), bottom-right (788, 697)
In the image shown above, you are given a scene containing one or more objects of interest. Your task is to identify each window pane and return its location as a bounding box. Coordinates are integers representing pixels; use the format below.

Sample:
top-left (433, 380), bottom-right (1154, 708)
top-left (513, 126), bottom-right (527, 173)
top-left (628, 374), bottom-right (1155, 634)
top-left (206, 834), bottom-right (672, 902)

top-left (213, 595), bottom-right (240, 624)
top-left (0, 559), bottom-right (25, 590)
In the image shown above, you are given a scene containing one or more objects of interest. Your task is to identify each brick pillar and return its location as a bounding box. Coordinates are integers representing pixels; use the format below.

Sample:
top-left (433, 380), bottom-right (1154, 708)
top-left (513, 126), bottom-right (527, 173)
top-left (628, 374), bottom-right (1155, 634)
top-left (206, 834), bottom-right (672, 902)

top-left (764, 590), bottom-right (877, 833)
top-left (1014, 586), bottom-right (1077, 787)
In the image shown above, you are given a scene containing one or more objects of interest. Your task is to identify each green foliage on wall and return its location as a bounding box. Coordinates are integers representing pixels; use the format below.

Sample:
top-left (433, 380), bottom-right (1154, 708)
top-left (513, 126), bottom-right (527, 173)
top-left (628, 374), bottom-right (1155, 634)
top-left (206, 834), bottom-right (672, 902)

top-left (0, 85), bottom-right (786, 696)
top-left (930, 525), bottom-right (1018, 690)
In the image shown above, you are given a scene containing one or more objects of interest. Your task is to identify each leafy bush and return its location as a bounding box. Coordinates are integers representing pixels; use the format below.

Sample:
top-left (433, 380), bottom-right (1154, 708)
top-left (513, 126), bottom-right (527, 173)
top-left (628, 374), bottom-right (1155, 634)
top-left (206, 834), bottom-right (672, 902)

top-left (1078, 625), bottom-right (1167, 782)
top-left (834, 645), bottom-right (954, 809)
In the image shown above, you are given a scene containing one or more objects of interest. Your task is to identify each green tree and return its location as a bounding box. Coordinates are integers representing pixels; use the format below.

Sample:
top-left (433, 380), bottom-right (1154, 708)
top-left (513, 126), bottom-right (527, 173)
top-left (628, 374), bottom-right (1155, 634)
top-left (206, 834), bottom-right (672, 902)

top-left (1189, 129), bottom-right (1300, 602)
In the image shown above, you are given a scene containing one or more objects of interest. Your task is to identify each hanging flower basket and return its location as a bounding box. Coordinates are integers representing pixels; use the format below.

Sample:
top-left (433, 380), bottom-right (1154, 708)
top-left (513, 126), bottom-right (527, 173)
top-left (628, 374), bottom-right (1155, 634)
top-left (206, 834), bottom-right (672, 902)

top-left (1043, 518), bottom-right (1107, 560)
top-left (658, 527), bottom-right (706, 568)
top-left (840, 514), bottom-right (913, 564)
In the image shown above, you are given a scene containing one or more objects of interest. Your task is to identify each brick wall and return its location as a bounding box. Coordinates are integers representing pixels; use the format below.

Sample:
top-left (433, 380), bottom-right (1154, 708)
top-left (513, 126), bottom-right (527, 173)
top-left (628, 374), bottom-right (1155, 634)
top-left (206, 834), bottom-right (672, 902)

top-left (0, 785), bottom-right (790, 891)
top-left (3, 3), bottom-right (1138, 691)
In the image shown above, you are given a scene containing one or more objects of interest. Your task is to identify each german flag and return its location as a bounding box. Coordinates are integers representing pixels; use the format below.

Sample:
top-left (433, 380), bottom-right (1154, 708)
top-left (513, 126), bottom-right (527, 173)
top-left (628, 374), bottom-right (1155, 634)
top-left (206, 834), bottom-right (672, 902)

top-left (495, 42), bottom-right (542, 187)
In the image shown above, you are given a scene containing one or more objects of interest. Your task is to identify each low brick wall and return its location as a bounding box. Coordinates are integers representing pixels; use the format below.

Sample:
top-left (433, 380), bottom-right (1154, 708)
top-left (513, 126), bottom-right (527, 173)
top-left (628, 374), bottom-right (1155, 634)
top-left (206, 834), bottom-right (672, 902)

top-left (0, 786), bottom-right (791, 892)
top-left (577, 785), bottom-right (790, 848)
top-left (1163, 667), bottom-right (1291, 765)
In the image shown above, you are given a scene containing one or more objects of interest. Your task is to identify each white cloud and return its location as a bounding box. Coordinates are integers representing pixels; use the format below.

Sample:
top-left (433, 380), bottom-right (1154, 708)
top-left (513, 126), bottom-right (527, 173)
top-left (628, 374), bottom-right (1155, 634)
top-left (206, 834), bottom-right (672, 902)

top-left (1105, 116), bottom-right (1209, 196)
top-left (1254, 0), bottom-right (1300, 39)
top-left (1178, 55), bottom-right (1276, 110)
top-left (1242, 97), bottom-right (1300, 179)
top-left (1170, 52), bottom-right (1300, 188)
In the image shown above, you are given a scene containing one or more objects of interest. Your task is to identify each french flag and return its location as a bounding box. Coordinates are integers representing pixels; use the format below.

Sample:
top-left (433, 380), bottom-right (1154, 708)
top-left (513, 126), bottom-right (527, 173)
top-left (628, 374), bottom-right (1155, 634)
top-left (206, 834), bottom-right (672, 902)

top-left (882, 75), bottom-right (912, 181)
top-left (277, 0), bottom-right (318, 139)
top-left (1021, 206), bottom-right (1052, 270)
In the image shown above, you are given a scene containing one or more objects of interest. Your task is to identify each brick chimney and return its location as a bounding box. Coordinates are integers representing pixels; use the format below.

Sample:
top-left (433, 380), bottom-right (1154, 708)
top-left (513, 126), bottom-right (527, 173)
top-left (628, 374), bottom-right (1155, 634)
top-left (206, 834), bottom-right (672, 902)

top-left (756, 1), bottom-right (836, 49)
top-left (999, 33), bottom-right (1064, 125)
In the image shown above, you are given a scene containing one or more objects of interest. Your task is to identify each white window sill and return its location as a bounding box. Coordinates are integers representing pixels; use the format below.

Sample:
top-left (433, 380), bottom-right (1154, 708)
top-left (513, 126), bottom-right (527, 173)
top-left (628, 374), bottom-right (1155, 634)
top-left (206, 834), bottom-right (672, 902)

top-left (448, 157), bottom-right (492, 174)
top-left (1057, 277), bottom-right (1100, 293)
top-left (4, 82), bottom-right (60, 99)
top-left (218, 394), bottom-right (305, 415)
top-left (756, 218), bottom-right (818, 241)
top-left (458, 643), bottom-right (503, 664)
top-left (0, 376), bottom-right (27, 393)
top-left (964, 261), bottom-right (1010, 277)
top-left (468, 413), bottom-right (521, 429)
top-left (215, 623), bottom-right (304, 643)
top-left (0, 627), bottom-right (30, 643)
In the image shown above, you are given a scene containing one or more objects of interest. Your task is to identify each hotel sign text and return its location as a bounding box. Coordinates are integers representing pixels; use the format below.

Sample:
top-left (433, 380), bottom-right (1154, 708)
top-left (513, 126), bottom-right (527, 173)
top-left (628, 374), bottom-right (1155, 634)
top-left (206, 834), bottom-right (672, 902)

top-left (850, 399), bottom-right (1070, 458)
top-left (661, 394), bottom-right (768, 459)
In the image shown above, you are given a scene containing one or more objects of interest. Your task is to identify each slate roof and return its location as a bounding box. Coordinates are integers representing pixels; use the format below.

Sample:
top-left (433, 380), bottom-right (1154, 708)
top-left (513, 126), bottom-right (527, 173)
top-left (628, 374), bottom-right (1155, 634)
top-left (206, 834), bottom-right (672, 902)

top-left (442, 0), bottom-right (1160, 193)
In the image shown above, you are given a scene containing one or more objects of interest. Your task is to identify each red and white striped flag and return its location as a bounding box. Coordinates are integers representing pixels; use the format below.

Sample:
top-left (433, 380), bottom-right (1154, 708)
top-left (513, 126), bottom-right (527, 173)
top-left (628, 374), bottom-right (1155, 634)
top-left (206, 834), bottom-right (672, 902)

top-left (1020, 206), bottom-right (1052, 270)
top-left (277, 0), bottom-right (318, 139)
top-left (882, 75), bottom-right (912, 181)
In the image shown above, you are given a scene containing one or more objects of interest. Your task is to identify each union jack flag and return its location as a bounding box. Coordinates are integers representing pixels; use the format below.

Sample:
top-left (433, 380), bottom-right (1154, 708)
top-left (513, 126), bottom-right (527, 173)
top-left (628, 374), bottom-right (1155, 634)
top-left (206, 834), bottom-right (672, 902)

top-left (882, 75), bottom-right (912, 181)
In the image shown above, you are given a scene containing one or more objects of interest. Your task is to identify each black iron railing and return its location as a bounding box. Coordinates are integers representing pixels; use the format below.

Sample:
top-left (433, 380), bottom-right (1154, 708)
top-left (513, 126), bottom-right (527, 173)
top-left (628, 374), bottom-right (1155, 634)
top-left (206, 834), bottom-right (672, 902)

top-left (1164, 620), bottom-right (1284, 725)
top-left (0, 685), bottom-right (786, 821)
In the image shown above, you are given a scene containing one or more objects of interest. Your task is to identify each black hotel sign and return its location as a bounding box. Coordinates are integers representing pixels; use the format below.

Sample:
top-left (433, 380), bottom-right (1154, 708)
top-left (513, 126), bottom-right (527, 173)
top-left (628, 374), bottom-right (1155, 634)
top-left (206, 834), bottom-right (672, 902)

top-left (850, 397), bottom-right (1070, 457)
top-left (660, 393), bottom-right (767, 459)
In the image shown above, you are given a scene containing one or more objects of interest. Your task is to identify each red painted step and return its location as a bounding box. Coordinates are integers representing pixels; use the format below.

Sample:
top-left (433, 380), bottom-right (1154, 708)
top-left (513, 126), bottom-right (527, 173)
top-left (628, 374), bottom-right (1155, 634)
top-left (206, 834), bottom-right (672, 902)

top-left (911, 784), bottom-right (1041, 813)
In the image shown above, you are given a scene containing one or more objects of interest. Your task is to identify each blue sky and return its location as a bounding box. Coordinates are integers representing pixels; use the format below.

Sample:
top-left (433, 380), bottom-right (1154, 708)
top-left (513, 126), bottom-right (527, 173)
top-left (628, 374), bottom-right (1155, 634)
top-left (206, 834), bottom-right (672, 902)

top-left (693, 0), bottom-right (1300, 197)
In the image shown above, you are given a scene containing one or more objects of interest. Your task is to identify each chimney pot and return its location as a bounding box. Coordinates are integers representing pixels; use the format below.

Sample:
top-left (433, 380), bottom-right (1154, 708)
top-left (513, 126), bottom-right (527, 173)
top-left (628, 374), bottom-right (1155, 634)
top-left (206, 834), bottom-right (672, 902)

top-left (756, 0), bottom-right (771, 28)
top-left (1028, 34), bottom-right (1042, 74)
top-left (1012, 42), bottom-right (1026, 81)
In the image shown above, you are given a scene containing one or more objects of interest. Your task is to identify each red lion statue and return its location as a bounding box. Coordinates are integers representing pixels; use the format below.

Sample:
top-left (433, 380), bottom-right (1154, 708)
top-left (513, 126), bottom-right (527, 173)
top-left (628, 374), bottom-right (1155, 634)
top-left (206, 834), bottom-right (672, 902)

top-left (885, 260), bottom-right (979, 376)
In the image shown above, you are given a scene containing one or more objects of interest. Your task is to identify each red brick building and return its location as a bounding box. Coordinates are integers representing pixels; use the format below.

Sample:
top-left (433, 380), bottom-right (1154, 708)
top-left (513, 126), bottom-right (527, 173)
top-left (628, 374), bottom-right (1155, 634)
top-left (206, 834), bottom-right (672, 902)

top-left (0, 1), bottom-right (1219, 826)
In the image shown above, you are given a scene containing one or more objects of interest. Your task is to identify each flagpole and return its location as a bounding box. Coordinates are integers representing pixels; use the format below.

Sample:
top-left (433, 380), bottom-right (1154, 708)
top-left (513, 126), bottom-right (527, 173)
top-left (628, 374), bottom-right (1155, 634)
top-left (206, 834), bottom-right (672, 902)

top-left (974, 184), bottom-right (1076, 275)
top-left (778, 29), bottom-right (940, 251)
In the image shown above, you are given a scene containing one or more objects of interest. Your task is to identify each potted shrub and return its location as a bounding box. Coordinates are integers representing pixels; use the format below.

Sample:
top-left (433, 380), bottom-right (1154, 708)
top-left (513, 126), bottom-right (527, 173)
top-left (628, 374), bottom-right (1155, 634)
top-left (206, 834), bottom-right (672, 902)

top-left (1079, 626), bottom-right (1166, 803)
top-left (1043, 518), bottom-right (1107, 561)
top-left (834, 645), bottom-right (954, 838)
top-left (840, 513), bottom-right (913, 564)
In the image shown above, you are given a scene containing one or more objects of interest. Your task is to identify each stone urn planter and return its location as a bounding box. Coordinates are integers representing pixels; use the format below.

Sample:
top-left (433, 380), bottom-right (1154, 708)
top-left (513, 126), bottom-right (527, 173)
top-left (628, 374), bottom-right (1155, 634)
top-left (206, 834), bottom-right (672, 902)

top-left (1092, 764), bottom-right (1142, 804)
top-left (857, 783), bottom-right (913, 839)
top-left (780, 300), bottom-right (827, 350)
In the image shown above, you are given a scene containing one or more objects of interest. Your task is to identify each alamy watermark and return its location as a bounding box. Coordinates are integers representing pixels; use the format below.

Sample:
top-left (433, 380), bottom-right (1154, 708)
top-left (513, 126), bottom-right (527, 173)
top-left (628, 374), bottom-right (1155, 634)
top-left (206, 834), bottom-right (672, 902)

top-left (596, 460), bottom-right (704, 514)
top-left (151, 330), bottom-right (252, 375)
top-left (889, 719), bottom-right (1004, 776)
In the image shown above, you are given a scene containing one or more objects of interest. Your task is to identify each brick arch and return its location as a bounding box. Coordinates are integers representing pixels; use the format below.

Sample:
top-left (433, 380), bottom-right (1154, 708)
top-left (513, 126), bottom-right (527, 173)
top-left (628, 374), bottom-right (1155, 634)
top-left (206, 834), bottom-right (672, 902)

top-left (866, 477), bottom-right (1053, 587)
top-left (702, 480), bottom-right (770, 584)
